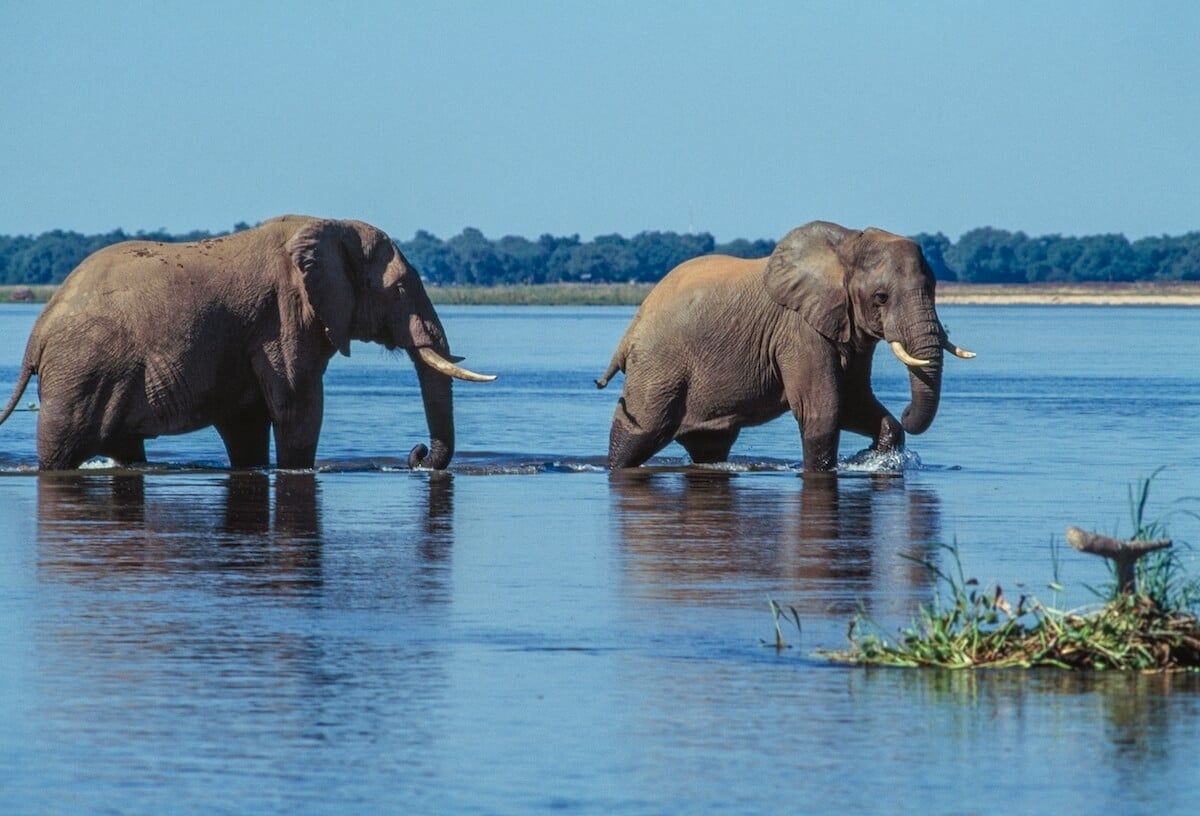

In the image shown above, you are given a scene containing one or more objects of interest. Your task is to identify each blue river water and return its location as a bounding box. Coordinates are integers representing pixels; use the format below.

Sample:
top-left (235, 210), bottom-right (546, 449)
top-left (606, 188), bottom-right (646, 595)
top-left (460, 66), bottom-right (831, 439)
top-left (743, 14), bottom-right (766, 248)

top-left (1, 302), bottom-right (1199, 814)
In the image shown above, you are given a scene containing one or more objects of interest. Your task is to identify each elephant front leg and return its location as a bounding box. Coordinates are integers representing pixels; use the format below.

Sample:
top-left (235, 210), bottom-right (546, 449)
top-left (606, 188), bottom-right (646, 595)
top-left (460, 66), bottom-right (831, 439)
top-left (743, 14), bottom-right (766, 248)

top-left (216, 400), bottom-right (272, 468)
top-left (783, 359), bottom-right (841, 472)
top-left (800, 421), bottom-right (841, 472)
top-left (872, 415), bottom-right (904, 452)
top-left (841, 399), bottom-right (904, 453)
top-left (269, 387), bottom-right (324, 470)
top-left (791, 392), bottom-right (841, 471)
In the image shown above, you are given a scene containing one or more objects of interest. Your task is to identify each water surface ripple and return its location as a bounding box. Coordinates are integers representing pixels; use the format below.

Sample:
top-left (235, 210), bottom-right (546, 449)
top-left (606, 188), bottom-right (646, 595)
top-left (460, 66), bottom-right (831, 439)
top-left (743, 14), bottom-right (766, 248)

top-left (2, 304), bottom-right (1199, 814)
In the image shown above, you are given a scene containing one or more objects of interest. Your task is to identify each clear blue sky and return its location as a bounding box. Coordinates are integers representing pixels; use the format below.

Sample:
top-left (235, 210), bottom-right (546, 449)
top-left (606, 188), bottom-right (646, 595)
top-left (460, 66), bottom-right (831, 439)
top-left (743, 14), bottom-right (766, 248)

top-left (3, 1), bottom-right (1197, 242)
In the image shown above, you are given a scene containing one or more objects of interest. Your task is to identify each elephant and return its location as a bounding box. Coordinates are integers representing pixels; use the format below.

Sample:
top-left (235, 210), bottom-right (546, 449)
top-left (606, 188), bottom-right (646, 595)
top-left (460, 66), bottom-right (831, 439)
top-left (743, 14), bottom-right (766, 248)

top-left (596, 220), bottom-right (974, 472)
top-left (0, 215), bottom-right (495, 470)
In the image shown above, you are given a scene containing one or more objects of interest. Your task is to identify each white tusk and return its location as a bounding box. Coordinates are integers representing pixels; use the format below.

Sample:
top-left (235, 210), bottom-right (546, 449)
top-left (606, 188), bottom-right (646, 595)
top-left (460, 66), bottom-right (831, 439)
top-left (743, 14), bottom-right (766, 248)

top-left (943, 339), bottom-right (976, 359)
top-left (889, 341), bottom-right (933, 368)
top-left (417, 347), bottom-right (497, 382)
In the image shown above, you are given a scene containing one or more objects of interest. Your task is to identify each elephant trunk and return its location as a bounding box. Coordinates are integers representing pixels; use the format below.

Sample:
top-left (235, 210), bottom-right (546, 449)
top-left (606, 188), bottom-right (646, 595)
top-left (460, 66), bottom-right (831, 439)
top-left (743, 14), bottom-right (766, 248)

top-left (408, 359), bottom-right (455, 470)
top-left (894, 295), bottom-right (945, 436)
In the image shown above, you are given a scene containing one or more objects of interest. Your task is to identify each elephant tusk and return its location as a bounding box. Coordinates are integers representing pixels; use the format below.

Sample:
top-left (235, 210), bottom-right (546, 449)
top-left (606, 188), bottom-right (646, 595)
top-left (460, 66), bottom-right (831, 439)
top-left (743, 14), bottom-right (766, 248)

top-left (943, 338), bottom-right (976, 359)
top-left (417, 347), bottom-right (497, 382)
top-left (889, 341), bottom-right (933, 368)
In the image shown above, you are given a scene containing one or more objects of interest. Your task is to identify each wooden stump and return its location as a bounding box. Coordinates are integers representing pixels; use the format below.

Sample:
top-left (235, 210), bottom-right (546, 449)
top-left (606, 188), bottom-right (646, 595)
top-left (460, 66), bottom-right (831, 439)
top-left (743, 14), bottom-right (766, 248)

top-left (1065, 526), bottom-right (1172, 594)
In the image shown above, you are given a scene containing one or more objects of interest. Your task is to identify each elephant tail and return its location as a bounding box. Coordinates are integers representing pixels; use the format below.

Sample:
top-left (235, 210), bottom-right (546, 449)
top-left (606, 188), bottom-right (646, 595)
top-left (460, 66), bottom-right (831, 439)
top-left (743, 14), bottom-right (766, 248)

top-left (0, 364), bottom-right (34, 427)
top-left (595, 351), bottom-right (624, 389)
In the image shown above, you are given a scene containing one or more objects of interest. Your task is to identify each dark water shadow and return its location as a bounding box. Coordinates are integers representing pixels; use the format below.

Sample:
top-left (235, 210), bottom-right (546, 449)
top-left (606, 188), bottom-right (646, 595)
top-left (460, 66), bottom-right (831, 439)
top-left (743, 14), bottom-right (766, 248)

top-left (609, 470), bottom-right (941, 617)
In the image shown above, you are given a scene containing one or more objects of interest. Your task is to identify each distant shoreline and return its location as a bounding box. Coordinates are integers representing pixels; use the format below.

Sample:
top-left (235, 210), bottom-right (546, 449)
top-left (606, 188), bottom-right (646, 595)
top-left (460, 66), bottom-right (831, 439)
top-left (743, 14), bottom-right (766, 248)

top-left (935, 282), bottom-right (1200, 306)
top-left (4, 281), bottom-right (1199, 307)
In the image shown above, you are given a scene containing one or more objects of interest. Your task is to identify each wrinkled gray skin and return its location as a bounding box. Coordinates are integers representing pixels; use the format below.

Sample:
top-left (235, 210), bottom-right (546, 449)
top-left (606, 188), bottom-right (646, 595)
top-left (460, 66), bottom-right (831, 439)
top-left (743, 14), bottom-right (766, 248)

top-left (597, 221), bottom-right (967, 472)
top-left (0, 215), bottom-right (486, 470)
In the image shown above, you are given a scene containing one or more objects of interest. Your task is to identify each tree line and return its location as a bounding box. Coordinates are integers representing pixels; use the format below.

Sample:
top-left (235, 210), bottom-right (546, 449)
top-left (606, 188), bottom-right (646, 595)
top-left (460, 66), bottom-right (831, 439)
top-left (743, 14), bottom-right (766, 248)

top-left (2, 222), bottom-right (1198, 287)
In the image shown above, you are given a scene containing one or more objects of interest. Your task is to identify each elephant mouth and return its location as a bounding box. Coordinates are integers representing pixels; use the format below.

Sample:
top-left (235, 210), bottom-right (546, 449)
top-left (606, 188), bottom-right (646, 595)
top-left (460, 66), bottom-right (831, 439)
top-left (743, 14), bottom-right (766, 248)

top-left (416, 346), bottom-right (497, 382)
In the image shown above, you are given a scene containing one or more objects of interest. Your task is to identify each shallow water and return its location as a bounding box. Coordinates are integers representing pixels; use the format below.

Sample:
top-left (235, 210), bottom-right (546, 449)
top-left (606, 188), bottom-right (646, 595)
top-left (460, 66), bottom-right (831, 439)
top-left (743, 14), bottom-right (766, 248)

top-left (2, 303), bottom-right (1199, 813)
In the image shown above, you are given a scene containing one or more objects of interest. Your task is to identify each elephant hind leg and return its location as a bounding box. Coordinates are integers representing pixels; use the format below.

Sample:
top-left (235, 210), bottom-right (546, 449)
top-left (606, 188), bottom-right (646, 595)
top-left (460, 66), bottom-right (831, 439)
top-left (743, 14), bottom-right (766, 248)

top-left (216, 401), bottom-right (272, 468)
top-left (37, 413), bottom-right (98, 470)
top-left (608, 395), bottom-right (681, 469)
top-left (677, 429), bottom-right (740, 464)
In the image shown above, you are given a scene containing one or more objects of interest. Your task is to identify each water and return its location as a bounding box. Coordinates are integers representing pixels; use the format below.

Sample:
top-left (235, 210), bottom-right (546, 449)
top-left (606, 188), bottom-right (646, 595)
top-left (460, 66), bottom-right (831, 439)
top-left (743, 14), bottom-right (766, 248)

top-left (2, 303), bottom-right (1199, 814)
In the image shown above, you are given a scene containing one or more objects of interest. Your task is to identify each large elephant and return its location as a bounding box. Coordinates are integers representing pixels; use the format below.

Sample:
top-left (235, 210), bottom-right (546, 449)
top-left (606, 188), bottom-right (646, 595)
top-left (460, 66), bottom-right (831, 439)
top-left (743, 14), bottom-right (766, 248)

top-left (0, 215), bottom-right (494, 470)
top-left (596, 221), bottom-right (973, 471)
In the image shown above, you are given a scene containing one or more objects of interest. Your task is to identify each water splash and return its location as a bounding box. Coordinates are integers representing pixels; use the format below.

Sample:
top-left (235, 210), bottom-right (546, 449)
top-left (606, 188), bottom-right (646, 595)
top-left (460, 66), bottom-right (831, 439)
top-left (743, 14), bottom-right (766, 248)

top-left (78, 457), bottom-right (121, 470)
top-left (0, 450), bottom-right (942, 477)
top-left (838, 447), bottom-right (924, 473)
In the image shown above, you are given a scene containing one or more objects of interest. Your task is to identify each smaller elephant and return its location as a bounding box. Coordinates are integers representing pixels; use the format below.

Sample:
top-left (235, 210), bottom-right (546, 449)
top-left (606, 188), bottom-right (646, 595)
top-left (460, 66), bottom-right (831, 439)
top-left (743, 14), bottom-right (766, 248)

top-left (596, 221), bottom-right (974, 472)
top-left (0, 215), bottom-right (495, 470)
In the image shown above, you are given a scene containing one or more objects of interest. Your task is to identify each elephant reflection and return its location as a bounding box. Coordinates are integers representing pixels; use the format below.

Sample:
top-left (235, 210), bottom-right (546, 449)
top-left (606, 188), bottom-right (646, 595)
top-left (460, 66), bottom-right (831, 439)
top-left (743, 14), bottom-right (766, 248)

top-left (610, 471), bottom-right (941, 616)
top-left (36, 472), bottom-right (324, 593)
top-left (33, 472), bottom-right (457, 750)
top-left (36, 472), bottom-right (456, 600)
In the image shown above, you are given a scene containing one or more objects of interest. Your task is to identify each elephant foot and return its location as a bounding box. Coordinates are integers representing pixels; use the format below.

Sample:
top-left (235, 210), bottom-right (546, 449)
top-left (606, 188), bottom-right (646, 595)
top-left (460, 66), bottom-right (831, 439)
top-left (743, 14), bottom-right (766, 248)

top-left (409, 441), bottom-right (452, 470)
top-left (872, 416), bottom-right (905, 452)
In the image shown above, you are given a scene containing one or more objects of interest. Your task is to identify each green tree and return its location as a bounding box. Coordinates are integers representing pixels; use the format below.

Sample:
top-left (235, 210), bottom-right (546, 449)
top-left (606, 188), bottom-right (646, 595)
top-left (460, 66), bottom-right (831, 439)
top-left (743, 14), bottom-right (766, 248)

top-left (447, 227), bottom-right (501, 285)
top-left (912, 232), bottom-right (956, 281)
top-left (946, 228), bottom-right (1027, 284)
top-left (400, 230), bottom-right (455, 285)
top-left (713, 237), bottom-right (775, 259)
top-left (630, 231), bottom-right (715, 281)
top-left (1070, 234), bottom-right (1137, 282)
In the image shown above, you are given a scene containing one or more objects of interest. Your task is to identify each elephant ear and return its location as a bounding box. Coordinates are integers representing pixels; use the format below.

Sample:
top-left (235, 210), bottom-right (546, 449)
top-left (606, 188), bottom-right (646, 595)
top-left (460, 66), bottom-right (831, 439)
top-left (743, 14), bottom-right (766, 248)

top-left (763, 221), bottom-right (855, 344)
top-left (287, 219), bottom-right (361, 357)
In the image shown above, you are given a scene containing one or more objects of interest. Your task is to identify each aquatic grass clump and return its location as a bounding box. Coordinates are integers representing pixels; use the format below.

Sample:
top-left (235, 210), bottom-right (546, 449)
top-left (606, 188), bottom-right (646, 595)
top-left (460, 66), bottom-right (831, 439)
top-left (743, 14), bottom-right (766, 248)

top-left (828, 550), bottom-right (1200, 670)
top-left (824, 473), bottom-right (1200, 671)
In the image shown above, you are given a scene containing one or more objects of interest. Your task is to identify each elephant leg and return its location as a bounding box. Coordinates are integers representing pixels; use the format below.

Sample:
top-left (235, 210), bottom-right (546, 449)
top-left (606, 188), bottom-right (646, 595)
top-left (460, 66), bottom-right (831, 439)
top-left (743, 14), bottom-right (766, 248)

top-left (216, 401), bottom-right (272, 468)
top-left (840, 358), bottom-right (903, 451)
top-left (100, 436), bottom-right (147, 465)
top-left (37, 411), bottom-right (96, 470)
top-left (270, 389), bottom-right (323, 470)
top-left (782, 357), bottom-right (842, 472)
top-left (801, 424), bottom-right (840, 472)
top-left (677, 429), bottom-right (739, 464)
top-left (841, 396), bottom-right (903, 452)
top-left (273, 430), bottom-right (319, 470)
top-left (608, 393), bottom-right (681, 469)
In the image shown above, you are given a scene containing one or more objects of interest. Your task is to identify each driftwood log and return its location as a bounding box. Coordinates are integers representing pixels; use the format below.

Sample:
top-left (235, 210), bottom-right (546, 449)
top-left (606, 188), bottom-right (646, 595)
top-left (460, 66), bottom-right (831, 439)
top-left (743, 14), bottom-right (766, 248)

top-left (1066, 526), bottom-right (1173, 594)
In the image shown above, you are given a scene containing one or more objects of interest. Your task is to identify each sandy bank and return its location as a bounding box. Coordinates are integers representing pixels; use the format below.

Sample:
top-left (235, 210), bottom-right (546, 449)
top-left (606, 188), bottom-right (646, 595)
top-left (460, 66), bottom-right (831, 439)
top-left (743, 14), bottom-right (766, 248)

top-left (936, 282), bottom-right (1200, 306)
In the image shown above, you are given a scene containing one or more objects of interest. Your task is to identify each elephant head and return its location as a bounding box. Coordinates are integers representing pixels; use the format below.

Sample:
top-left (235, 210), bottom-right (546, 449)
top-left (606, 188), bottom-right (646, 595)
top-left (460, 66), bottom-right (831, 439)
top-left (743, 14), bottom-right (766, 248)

top-left (287, 218), bottom-right (495, 469)
top-left (764, 221), bottom-right (973, 437)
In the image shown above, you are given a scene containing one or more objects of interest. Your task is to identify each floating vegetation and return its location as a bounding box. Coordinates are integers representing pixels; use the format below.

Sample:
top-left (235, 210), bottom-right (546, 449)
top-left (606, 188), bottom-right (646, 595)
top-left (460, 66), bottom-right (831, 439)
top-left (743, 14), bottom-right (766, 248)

top-left (821, 472), bottom-right (1200, 671)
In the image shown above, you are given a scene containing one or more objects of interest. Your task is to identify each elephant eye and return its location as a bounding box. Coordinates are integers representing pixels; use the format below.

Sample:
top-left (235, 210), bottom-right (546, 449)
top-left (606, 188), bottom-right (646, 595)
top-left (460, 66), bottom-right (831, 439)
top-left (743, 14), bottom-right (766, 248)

top-left (873, 292), bottom-right (889, 306)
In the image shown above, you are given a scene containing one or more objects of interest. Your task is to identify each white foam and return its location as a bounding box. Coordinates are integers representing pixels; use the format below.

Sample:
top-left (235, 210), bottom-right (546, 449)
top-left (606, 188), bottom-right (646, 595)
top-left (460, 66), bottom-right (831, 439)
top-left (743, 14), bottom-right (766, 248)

top-left (78, 457), bottom-right (120, 470)
top-left (838, 448), bottom-right (923, 473)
